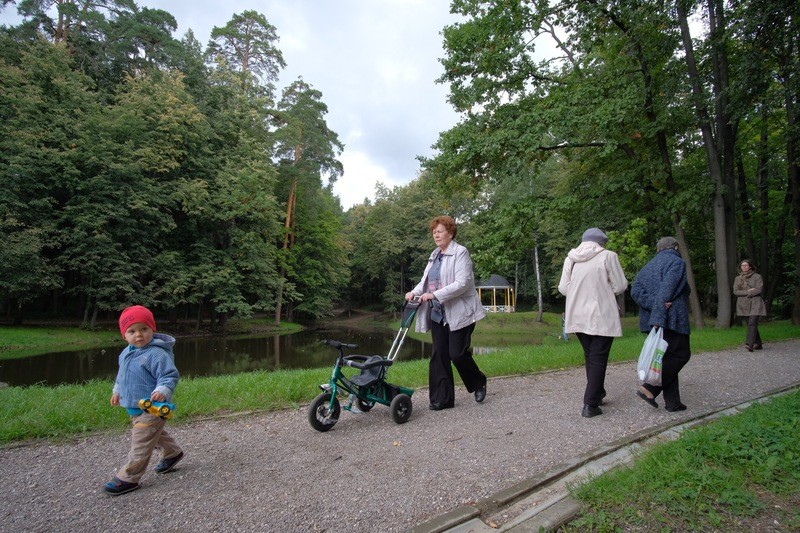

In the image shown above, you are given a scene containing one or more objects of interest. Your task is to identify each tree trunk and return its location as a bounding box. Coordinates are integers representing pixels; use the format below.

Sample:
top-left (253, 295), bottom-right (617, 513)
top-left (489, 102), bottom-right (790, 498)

top-left (533, 238), bottom-right (543, 322)
top-left (736, 155), bottom-right (756, 260)
top-left (274, 266), bottom-right (286, 326)
top-left (599, 2), bottom-right (705, 328)
top-left (671, 215), bottom-right (704, 327)
top-left (708, 0), bottom-right (740, 311)
top-left (639, 115), bottom-right (705, 327)
top-left (757, 107), bottom-right (770, 281)
top-left (677, 2), bottom-right (732, 327)
top-left (274, 139), bottom-right (303, 326)
top-left (82, 299), bottom-right (91, 327)
top-left (13, 300), bottom-right (23, 325)
top-left (786, 79), bottom-right (800, 324)
top-left (765, 191), bottom-right (791, 314)
top-left (274, 183), bottom-right (296, 326)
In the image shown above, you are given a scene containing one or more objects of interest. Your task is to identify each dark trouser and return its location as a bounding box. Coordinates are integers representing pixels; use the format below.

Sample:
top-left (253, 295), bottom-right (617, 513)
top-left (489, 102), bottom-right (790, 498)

top-left (429, 321), bottom-right (486, 406)
top-left (746, 315), bottom-right (762, 348)
top-left (642, 328), bottom-right (691, 410)
top-left (576, 333), bottom-right (613, 408)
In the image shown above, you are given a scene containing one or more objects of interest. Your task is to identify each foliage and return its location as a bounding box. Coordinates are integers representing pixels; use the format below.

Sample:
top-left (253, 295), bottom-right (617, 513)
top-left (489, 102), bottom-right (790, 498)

top-left (343, 178), bottom-right (448, 310)
top-left (412, 0), bottom-right (800, 324)
top-left (206, 10), bottom-right (286, 88)
top-left (2, 0), bottom-right (799, 325)
top-left (0, 4), bottom-right (345, 327)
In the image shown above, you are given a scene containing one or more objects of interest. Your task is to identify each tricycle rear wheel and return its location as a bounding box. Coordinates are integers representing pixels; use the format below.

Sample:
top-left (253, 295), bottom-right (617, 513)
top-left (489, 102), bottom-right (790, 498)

top-left (390, 393), bottom-right (412, 424)
top-left (355, 398), bottom-right (375, 412)
top-left (308, 392), bottom-right (340, 432)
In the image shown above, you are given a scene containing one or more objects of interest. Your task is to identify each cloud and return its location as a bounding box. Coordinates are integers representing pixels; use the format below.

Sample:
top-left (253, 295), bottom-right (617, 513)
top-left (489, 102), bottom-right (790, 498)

top-left (333, 151), bottom-right (392, 208)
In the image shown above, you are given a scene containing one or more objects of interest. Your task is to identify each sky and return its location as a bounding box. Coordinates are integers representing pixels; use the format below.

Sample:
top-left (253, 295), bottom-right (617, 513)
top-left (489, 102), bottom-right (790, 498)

top-left (1, 1), bottom-right (464, 209)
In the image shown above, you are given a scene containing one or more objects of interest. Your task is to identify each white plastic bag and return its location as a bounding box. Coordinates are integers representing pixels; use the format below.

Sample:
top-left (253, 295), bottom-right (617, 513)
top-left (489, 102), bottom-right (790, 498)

top-left (637, 327), bottom-right (668, 386)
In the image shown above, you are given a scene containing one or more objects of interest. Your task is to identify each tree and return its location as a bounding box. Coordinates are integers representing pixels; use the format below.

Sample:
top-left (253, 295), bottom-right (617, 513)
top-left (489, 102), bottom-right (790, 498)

top-left (732, 0), bottom-right (800, 323)
top-left (207, 10), bottom-right (286, 90)
top-left (272, 79), bottom-right (343, 323)
top-left (0, 38), bottom-right (96, 321)
top-left (173, 62), bottom-right (283, 326)
top-left (59, 70), bottom-right (205, 323)
top-left (426, 0), bottom-right (795, 326)
top-left (0, 221), bottom-right (61, 323)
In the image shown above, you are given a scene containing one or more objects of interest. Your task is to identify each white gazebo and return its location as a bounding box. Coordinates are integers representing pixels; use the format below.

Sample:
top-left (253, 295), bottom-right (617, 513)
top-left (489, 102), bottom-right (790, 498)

top-left (477, 274), bottom-right (515, 313)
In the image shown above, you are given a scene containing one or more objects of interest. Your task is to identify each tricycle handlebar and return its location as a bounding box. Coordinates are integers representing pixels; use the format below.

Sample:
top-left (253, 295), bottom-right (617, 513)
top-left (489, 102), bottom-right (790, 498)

top-left (322, 339), bottom-right (359, 350)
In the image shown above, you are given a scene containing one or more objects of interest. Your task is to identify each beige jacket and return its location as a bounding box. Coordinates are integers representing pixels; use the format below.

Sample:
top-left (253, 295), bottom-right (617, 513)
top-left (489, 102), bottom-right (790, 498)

top-left (558, 242), bottom-right (628, 337)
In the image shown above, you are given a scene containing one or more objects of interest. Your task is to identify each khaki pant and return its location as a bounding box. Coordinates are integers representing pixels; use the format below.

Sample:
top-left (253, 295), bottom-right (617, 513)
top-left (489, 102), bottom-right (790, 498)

top-left (117, 412), bottom-right (182, 483)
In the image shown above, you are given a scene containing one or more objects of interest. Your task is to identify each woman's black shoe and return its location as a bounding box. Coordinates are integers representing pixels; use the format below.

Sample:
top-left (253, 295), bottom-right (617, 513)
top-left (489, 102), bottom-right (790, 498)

top-left (429, 402), bottom-right (454, 411)
top-left (474, 384), bottom-right (486, 403)
top-left (581, 404), bottom-right (602, 418)
top-left (637, 389), bottom-right (659, 408)
top-left (665, 403), bottom-right (687, 412)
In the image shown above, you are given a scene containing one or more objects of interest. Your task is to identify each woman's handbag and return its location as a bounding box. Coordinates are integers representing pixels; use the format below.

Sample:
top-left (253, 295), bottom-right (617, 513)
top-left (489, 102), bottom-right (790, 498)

top-left (637, 327), bottom-right (668, 386)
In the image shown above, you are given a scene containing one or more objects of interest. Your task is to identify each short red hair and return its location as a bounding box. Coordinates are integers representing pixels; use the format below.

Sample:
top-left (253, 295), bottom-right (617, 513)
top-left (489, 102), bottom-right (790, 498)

top-left (429, 215), bottom-right (457, 239)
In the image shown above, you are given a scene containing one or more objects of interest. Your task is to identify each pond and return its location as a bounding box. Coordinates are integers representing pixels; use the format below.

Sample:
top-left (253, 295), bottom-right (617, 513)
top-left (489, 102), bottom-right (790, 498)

top-left (0, 326), bottom-right (434, 388)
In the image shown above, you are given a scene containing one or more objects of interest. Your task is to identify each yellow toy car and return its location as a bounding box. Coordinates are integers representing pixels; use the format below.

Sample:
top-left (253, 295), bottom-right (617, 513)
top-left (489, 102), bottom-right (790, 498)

top-left (138, 398), bottom-right (175, 419)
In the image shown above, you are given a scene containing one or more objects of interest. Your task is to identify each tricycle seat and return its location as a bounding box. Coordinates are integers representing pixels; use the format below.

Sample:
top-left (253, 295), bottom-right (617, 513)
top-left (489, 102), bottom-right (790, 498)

top-left (348, 355), bottom-right (391, 387)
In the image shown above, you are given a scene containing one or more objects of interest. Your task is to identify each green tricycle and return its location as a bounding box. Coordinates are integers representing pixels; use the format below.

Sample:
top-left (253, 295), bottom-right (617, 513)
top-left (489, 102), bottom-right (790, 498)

top-left (307, 300), bottom-right (420, 432)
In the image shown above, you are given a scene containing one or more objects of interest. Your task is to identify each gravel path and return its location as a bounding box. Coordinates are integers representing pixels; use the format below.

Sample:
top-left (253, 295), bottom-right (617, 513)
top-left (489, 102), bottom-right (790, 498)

top-left (2, 340), bottom-right (799, 532)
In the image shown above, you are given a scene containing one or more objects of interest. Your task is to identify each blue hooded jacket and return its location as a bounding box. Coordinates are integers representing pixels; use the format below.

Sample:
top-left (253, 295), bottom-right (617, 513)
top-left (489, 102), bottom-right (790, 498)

top-left (631, 249), bottom-right (691, 335)
top-left (112, 333), bottom-right (179, 414)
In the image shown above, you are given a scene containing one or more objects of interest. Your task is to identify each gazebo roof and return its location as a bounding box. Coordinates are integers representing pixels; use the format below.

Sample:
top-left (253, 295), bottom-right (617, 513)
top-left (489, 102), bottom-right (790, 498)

top-left (476, 274), bottom-right (511, 288)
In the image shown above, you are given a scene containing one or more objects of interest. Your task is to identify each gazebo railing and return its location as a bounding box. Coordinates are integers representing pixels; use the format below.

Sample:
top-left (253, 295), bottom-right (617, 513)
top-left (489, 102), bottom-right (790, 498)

top-left (482, 305), bottom-right (515, 313)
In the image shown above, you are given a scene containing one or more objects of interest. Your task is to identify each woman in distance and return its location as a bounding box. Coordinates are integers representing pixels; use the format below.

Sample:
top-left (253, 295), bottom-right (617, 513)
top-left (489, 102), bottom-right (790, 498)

top-left (733, 260), bottom-right (766, 352)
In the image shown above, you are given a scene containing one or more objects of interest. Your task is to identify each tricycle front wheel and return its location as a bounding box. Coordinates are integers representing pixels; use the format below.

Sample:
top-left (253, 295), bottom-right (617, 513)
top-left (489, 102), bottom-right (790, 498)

top-left (308, 392), bottom-right (340, 432)
top-left (390, 393), bottom-right (412, 424)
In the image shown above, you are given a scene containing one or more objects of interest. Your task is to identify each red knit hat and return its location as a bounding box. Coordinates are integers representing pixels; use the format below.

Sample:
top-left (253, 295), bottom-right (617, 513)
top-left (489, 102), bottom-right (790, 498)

top-left (118, 305), bottom-right (157, 337)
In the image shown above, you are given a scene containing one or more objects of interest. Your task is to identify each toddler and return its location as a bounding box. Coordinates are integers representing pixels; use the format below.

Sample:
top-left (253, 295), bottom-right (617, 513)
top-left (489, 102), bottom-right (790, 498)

top-left (104, 305), bottom-right (184, 495)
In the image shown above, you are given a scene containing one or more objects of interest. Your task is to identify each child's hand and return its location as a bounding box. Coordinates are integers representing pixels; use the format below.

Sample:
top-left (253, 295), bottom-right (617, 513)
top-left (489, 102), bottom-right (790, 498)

top-left (150, 391), bottom-right (166, 402)
top-left (110, 394), bottom-right (120, 406)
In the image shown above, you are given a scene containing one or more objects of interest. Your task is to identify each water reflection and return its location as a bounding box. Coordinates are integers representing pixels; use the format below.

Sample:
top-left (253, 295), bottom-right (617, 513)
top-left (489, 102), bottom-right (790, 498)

top-left (0, 327), bottom-right (433, 387)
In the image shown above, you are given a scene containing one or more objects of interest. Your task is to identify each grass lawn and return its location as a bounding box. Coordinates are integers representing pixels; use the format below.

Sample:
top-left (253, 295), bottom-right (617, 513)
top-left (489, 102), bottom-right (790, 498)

top-left (563, 389), bottom-right (800, 531)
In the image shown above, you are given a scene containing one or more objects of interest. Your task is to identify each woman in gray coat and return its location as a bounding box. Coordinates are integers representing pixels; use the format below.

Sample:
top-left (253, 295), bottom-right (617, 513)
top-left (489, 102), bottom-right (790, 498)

top-left (733, 260), bottom-right (767, 351)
